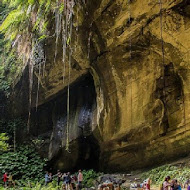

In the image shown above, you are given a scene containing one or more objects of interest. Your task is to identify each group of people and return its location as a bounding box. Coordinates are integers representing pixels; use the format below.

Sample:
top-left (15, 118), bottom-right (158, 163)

top-left (2, 172), bottom-right (15, 188)
top-left (145, 176), bottom-right (190, 190)
top-left (131, 176), bottom-right (187, 190)
top-left (162, 176), bottom-right (182, 190)
top-left (161, 176), bottom-right (190, 190)
top-left (45, 169), bottom-right (83, 190)
top-left (130, 178), bottom-right (151, 190)
top-left (1, 170), bottom-right (83, 189)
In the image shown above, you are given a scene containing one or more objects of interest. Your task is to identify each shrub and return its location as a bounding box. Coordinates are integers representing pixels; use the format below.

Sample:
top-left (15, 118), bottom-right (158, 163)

top-left (141, 164), bottom-right (190, 185)
top-left (82, 169), bottom-right (102, 188)
top-left (0, 145), bottom-right (46, 182)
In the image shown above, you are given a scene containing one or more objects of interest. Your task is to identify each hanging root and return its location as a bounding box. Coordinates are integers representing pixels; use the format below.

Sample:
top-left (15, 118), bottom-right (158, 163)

top-left (64, 0), bottom-right (74, 153)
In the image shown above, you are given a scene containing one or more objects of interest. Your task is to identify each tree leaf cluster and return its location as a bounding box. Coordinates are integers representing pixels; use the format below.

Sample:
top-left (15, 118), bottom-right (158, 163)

top-left (0, 133), bottom-right (9, 151)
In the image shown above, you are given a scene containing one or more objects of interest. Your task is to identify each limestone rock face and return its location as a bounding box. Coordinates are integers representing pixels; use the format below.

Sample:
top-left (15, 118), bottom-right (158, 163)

top-left (13, 0), bottom-right (190, 171)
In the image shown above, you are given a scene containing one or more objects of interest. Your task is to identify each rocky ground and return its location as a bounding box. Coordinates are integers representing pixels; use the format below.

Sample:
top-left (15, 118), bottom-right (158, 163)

top-left (87, 155), bottom-right (190, 190)
top-left (93, 172), bottom-right (154, 190)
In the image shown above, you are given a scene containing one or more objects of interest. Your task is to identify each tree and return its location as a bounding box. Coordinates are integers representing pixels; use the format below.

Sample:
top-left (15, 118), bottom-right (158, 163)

top-left (0, 133), bottom-right (9, 151)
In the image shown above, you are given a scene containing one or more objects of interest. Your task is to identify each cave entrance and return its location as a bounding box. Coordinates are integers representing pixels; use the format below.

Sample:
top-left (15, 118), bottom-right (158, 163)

top-left (51, 73), bottom-right (100, 171)
top-left (31, 73), bottom-right (100, 172)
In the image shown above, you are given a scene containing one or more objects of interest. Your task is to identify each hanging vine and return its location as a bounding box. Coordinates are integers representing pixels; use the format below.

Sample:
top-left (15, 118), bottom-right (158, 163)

top-left (128, 0), bottom-right (133, 127)
top-left (27, 40), bottom-right (34, 133)
top-left (159, 0), bottom-right (169, 135)
top-left (159, 0), bottom-right (165, 66)
top-left (63, 0), bottom-right (75, 153)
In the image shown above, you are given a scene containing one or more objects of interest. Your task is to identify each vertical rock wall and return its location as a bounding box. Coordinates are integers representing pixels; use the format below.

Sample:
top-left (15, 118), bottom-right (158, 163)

top-left (11, 0), bottom-right (190, 171)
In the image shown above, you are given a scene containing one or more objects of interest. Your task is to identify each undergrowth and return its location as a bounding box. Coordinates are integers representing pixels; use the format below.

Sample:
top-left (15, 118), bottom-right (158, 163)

top-left (141, 164), bottom-right (190, 185)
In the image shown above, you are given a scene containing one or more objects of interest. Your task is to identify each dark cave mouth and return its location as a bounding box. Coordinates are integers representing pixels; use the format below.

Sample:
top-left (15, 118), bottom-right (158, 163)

top-left (31, 73), bottom-right (100, 171)
top-left (53, 73), bottom-right (100, 171)
top-left (49, 133), bottom-right (101, 172)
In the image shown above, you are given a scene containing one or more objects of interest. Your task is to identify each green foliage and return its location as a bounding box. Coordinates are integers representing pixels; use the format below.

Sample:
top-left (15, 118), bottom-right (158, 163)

top-left (0, 180), bottom-right (59, 189)
top-left (0, 2), bottom-right (23, 95)
top-left (141, 164), bottom-right (190, 185)
top-left (82, 169), bottom-right (102, 188)
top-left (0, 9), bottom-right (26, 40)
top-left (0, 118), bottom-right (26, 144)
top-left (6, 118), bottom-right (26, 134)
top-left (0, 133), bottom-right (9, 151)
top-left (0, 49), bottom-right (24, 96)
top-left (0, 119), bottom-right (47, 188)
top-left (0, 0), bottom-right (63, 39)
top-left (0, 0), bottom-right (65, 92)
top-left (21, 181), bottom-right (59, 190)
top-left (0, 145), bottom-right (46, 182)
top-left (0, 77), bottom-right (10, 96)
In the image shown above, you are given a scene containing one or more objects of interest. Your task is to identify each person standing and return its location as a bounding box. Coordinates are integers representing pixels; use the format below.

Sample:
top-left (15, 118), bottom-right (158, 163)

top-left (145, 178), bottom-right (150, 190)
top-left (66, 172), bottom-right (72, 190)
top-left (49, 172), bottom-right (53, 183)
top-left (77, 170), bottom-right (83, 190)
top-left (57, 170), bottom-right (62, 186)
top-left (3, 172), bottom-right (8, 188)
top-left (72, 175), bottom-right (77, 189)
top-left (163, 176), bottom-right (171, 190)
top-left (62, 173), bottom-right (67, 189)
top-left (45, 171), bottom-right (50, 186)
